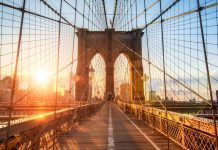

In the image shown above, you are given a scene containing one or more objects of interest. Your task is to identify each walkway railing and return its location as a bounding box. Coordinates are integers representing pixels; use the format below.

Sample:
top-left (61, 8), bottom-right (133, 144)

top-left (117, 100), bottom-right (217, 150)
top-left (0, 101), bottom-right (104, 149)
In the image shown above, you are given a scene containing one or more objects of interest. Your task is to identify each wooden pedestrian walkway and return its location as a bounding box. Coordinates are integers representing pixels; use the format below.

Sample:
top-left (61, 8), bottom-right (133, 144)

top-left (56, 102), bottom-right (181, 150)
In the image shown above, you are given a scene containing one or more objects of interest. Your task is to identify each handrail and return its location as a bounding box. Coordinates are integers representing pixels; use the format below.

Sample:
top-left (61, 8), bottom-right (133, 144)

top-left (117, 100), bottom-right (217, 149)
top-left (0, 101), bottom-right (105, 149)
top-left (117, 100), bottom-right (217, 135)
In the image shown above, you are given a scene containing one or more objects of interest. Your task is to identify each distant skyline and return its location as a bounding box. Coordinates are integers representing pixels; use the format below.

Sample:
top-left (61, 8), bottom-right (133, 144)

top-left (0, 0), bottom-right (218, 102)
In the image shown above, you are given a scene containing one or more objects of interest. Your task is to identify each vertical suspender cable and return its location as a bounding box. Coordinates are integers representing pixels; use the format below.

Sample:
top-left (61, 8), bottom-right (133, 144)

top-left (124, 1), bottom-right (127, 31)
top-left (88, 0), bottom-right (90, 29)
top-left (102, 0), bottom-right (108, 29)
top-left (53, 0), bottom-right (63, 149)
top-left (135, 0), bottom-right (137, 28)
top-left (91, 0), bottom-right (94, 30)
top-left (143, 0), bottom-right (154, 129)
top-left (67, 0), bottom-right (77, 132)
top-left (0, 3), bottom-right (2, 79)
top-left (112, 0), bottom-right (118, 28)
top-left (82, 0), bottom-right (86, 28)
top-left (159, 0), bottom-right (170, 149)
top-left (196, 0), bottom-right (218, 148)
top-left (127, 0), bottom-right (129, 31)
top-left (130, 0), bottom-right (133, 29)
top-left (5, 0), bottom-right (26, 149)
top-left (94, 0), bottom-right (97, 31)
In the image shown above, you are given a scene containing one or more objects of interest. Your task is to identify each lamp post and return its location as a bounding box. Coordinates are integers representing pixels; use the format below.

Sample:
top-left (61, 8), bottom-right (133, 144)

top-left (141, 74), bottom-right (149, 101)
top-left (69, 73), bottom-right (80, 104)
top-left (89, 66), bottom-right (95, 104)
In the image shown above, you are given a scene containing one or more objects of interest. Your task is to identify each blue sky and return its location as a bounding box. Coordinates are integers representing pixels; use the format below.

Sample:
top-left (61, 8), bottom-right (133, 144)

top-left (0, 0), bottom-right (218, 101)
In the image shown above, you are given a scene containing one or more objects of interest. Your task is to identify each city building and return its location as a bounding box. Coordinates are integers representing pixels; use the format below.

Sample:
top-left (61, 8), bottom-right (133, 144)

top-left (119, 83), bottom-right (130, 102)
top-left (0, 76), bottom-right (19, 104)
top-left (149, 90), bottom-right (156, 101)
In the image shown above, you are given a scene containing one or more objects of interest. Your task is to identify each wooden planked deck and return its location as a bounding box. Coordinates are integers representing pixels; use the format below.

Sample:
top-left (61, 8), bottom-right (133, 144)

top-left (56, 102), bottom-right (181, 150)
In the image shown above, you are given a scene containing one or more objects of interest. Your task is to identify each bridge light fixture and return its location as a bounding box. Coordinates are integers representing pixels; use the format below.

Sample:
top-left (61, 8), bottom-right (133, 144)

top-left (89, 66), bottom-right (95, 79)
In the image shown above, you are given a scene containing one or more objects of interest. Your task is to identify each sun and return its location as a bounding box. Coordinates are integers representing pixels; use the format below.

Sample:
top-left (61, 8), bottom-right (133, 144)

top-left (35, 69), bottom-right (50, 84)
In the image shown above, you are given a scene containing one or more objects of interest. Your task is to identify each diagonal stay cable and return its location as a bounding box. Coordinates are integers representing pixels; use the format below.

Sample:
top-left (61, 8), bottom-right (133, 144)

top-left (112, 0), bottom-right (118, 28)
top-left (63, 0), bottom-right (102, 30)
top-left (114, 41), bottom-right (167, 110)
top-left (114, 37), bottom-right (211, 105)
top-left (0, 2), bottom-right (77, 29)
top-left (84, 0), bottom-right (106, 30)
top-left (0, 54), bottom-right (85, 114)
top-left (140, 0), bottom-right (180, 30)
top-left (119, 0), bottom-right (160, 30)
top-left (102, 0), bottom-right (108, 29)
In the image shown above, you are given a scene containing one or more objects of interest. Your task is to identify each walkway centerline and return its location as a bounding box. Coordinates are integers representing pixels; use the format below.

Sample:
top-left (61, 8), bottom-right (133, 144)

top-left (108, 102), bottom-right (115, 150)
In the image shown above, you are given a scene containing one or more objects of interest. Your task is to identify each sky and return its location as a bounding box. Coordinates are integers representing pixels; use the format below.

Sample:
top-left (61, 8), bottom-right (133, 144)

top-left (0, 0), bottom-right (218, 101)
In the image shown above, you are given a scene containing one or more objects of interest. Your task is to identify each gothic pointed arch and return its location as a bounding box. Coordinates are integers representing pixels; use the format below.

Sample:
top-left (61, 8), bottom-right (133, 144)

top-left (75, 29), bottom-right (144, 101)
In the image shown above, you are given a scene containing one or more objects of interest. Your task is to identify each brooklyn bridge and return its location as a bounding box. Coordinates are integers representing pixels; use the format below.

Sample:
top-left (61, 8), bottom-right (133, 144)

top-left (0, 0), bottom-right (218, 149)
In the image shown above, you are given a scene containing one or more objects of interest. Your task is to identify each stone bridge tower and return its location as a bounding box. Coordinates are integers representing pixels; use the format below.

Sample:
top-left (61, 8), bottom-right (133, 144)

top-left (75, 28), bottom-right (144, 102)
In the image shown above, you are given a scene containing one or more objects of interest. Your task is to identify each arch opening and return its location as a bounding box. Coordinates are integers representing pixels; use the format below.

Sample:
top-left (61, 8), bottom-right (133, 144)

top-left (89, 53), bottom-right (106, 100)
top-left (114, 53), bottom-right (131, 102)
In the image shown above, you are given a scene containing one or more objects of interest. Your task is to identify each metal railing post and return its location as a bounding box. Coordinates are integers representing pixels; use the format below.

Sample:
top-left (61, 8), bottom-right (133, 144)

top-left (181, 124), bottom-right (185, 149)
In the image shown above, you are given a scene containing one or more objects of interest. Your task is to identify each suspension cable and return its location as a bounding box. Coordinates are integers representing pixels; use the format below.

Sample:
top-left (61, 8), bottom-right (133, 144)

top-left (196, 0), bottom-right (218, 147)
top-left (112, 0), bottom-right (118, 28)
top-left (114, 38), bottom-right (211, 105)
top-left (4, 0), bottom-right (26, 148)
top-left (102, 0), bottom-right (108, 29)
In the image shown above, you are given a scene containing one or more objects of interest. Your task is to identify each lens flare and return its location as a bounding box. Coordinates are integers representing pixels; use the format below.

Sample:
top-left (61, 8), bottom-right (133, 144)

top-left (35, 69), bottom-right (50, 84)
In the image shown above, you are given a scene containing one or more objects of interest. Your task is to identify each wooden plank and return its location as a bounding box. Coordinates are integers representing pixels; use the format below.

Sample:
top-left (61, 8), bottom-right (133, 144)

top-left (56, 102), bottom-right (182, 150)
